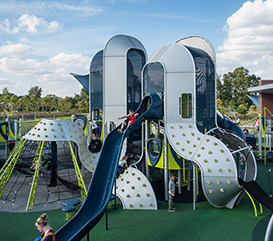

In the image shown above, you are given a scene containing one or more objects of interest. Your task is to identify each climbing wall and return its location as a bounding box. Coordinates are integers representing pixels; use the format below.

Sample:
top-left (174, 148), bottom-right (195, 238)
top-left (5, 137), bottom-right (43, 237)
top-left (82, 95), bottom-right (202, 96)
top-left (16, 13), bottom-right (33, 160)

top-left (114, 167), bottom-right (157, 210)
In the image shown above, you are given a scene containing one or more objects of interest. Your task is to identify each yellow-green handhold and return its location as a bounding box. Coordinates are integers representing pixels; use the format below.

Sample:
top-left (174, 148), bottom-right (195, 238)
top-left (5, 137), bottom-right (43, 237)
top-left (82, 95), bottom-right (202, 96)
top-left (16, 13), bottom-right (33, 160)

top-left (217, 180), bottom-right (221, 184)
top-left (137, 177), bottom-right (141, 181)
top-left (220, 188), bottom-right (224, 192)
top-left (207, 181), bottom-right (211, 184)
top-left (131, 186), bottom-right (135, 190)
top-left (132, 173), bottom-right (135, 176)
top-left (148, 203), bottom-right (152, 207)
top-left (218, 169), bottom-right (222, 172)
top-left (126, 194), bottom-right (130, 198)
top-left (142, 184), bottom-right (146, 187)
top-left (227, 169), bottom-right (231, 172)
top-left (146, 193), bottom-right (150, 197)
top-left (136, 193), bottom-right (140, 197)
top-left (126, 180), bottom-right (130, 184)
top-left (138, 204), bottom-right (142, 207)
top-left (214, 159), bottom-right (218, 163)
top-left (121, 189), bottom-right (124, 192)
top-left (209, 190), bottom-right (213, 194)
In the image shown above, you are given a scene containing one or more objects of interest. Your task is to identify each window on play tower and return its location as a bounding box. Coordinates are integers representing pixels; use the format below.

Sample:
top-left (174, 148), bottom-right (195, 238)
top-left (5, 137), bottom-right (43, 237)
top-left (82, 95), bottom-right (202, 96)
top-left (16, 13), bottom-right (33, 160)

top-left (185, 46), bottom-right (216, 133)
top-left (127, 49), bottom-right (146, 113)
top-left (143, 62), bottom-right (164, 94)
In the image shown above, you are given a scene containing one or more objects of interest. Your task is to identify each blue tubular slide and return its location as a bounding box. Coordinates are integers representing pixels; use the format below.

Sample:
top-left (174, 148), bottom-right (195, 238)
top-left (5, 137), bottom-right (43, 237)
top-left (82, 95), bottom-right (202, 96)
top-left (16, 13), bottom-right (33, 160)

top-left (216, 111), bottom-right (246, 141)
top-left (55, 93), bottom-right (162, 241)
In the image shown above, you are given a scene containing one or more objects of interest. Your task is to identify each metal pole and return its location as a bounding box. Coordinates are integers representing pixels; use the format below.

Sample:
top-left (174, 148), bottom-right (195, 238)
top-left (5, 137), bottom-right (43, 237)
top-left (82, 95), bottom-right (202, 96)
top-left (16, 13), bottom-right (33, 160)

top-left (164, 134), bottom-right (168, 201)
top-left (105, 209), bottom-right (108, 230)
top-left (145, 120), bottom-right (150, 180)
top-left (192, 163), bottom-right (196, 210)
top-left (178, 169), bottom-right (182, 194)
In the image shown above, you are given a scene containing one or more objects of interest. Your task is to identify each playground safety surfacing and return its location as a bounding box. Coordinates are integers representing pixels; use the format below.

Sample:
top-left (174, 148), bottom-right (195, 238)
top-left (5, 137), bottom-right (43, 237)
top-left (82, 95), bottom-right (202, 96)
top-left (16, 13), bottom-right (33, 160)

top-left (0, 161), bottom-right (273, 241)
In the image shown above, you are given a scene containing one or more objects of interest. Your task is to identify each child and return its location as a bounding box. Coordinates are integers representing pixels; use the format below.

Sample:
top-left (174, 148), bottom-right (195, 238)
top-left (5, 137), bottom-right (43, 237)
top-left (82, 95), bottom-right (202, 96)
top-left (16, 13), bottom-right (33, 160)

top-left (89, 118), bottom-right (102, 139)
top-left (168, 173), bottom-right (176, 212)
top-left (30, 156), bottom-right (47, 177)
top-left (34, 213), bottom-right (55, 241)
top-left (117, 109), bottom-right (139, 134)
top-left (117, 155), bottom-right (129, 176)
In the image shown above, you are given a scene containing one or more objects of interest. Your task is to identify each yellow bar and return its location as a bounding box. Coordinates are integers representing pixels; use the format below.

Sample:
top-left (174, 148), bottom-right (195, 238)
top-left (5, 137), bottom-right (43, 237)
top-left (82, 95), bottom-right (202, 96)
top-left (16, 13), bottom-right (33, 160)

top-left (244, 189), bottom-right (258, 217)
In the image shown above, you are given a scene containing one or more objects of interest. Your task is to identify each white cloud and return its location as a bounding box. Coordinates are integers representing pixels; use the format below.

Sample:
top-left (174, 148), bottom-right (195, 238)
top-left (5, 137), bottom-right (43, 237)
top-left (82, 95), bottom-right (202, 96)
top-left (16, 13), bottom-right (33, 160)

top-left (0, 52), bottom-right (89, 77)
top-left (0, 42), bottom-right (33, 57)
top-left (0, 14), bottom-right (59, 34)
top-left (0, 57), bottom-right (51, 76)
top-left (49, 53), bottom-right (90, 68)
top-left (217, 0), bottom-right (273, 79)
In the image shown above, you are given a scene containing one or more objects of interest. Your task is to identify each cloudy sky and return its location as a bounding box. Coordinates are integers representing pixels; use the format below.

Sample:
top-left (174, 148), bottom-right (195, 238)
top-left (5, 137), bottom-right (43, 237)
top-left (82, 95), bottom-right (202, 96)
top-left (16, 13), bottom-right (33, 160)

top-left (0, 0), bottom-right (272, 97)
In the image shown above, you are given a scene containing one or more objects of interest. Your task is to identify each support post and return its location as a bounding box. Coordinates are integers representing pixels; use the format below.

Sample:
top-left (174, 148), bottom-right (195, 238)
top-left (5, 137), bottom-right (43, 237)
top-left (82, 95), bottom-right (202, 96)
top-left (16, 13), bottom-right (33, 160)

top-left (164, 134), bottom-right (168, 201)
top-left (192, 163), bottom-right (196, 210)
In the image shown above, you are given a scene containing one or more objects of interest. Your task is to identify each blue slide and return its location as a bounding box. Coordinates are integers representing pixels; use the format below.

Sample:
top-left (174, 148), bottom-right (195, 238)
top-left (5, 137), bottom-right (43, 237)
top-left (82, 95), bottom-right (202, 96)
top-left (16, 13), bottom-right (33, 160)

top-left (55, 93), bottom-right (162, 241)
top-left (216, 111), bottom-right (246, 141)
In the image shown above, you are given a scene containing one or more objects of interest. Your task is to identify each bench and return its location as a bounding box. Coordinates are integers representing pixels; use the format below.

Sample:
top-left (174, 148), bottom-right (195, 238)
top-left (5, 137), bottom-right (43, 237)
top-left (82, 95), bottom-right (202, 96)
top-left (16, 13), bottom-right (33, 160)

top-left (62, 198), bottom-right (81, 220)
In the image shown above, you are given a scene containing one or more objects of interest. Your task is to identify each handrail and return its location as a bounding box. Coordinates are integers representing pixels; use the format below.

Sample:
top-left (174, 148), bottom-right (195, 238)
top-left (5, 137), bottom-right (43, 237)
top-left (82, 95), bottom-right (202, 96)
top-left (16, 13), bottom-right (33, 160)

top-left (238, 115), bottom-right (259, 126)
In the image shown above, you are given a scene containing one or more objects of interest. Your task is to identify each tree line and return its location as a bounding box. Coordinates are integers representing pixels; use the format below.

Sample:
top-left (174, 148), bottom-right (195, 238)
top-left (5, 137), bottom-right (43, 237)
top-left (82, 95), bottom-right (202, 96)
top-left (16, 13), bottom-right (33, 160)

top-left (0, 66), bottom-right (260, 116)
top-left (0, 86), bottom-right (89, 114)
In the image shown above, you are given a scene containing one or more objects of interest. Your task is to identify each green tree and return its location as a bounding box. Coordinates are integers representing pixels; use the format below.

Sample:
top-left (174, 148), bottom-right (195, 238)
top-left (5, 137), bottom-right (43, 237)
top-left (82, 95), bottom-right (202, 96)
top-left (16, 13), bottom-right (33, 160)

top-left (28, 86), bottom-right (43, 98)
top-left (237, 104), bottom-right (248, 115)
top-left (217, 67), bottom-right (260, 108)
top-left (2, 87), bottom-right (9, 95)
top-left (10, 95), bottom-right (18, 111)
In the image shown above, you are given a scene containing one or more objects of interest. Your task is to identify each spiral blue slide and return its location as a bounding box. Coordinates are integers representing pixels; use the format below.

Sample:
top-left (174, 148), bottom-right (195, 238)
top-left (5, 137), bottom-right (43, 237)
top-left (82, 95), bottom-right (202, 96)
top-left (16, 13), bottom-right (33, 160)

top-left (55, 93), bottom-right (162, 241)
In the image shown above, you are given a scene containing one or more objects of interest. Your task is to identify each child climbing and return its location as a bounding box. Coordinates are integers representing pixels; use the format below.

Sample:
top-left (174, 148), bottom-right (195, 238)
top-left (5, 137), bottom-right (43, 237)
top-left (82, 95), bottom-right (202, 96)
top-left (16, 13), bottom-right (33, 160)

top-left (117, 155), bottom-right (129, 176)
top-left (30, 155), bottom-right (47, 177)
top-left (89, 118), bottom-right (102, 140)
top-left (117, 109), bottom-right (139, 134)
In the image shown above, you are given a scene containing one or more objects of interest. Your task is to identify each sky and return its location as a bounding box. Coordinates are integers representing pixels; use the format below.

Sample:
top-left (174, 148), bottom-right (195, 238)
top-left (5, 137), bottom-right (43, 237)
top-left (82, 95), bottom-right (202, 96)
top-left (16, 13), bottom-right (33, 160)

top-left (0, 0), bottom-right (272, 98)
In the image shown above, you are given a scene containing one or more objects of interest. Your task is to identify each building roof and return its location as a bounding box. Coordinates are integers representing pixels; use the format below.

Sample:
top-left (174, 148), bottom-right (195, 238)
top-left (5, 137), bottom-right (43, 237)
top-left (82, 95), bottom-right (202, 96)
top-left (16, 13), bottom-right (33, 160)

top-left (248, 83), bottom-right (273, 94)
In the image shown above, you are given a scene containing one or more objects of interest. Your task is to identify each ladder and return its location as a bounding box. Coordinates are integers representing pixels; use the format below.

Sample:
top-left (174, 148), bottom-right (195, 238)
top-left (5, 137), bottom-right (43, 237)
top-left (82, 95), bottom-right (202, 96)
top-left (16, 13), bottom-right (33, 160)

top-left (68, 141), bottom-right (87, 198)
top-left (26, 141), bottom-right (45, 211)
top-left (0, 139), bottom-right (27, 198)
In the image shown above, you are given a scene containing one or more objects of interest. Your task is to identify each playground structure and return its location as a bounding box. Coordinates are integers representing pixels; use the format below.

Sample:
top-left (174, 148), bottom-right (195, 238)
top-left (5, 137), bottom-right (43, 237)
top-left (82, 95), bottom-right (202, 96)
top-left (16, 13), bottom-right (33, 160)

top-left (1, 34), bottom-right (273, 240)
top-left (0, 119), bottom-right (90, 211)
